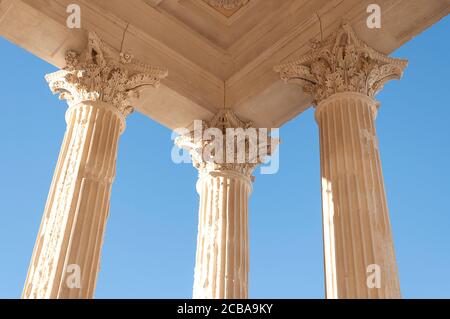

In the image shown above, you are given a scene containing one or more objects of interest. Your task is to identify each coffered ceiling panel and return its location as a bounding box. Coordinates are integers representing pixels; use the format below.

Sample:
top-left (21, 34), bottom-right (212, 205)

top-left (203, 0), bottom-right (250, 17)
top-left (143, 0), bottom-right (283, 49)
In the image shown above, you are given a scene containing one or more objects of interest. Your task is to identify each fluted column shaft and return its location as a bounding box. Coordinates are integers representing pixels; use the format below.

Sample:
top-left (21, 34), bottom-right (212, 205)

top-left (316, 92), bottom-right (400, 298)
top-left (275, 23), bottom-right (407, 299)
top-left (177, 109), bottom-right (277, 299)
top-left (22, 31), bottom-right (167, 299)
top-left (23, 101), bottom-right (124, 299)
top-left (193, 170), bottom-right (251, 299)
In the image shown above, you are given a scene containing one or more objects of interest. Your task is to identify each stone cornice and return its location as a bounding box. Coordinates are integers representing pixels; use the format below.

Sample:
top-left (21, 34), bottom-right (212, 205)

top-left (204, 0), bottom-right (250, 11)
top-left (176, 109), bottom-right (278, 180)
top-left (274, 23), bottom-right (408, 106)
top-left (45, 32), bottom-right (168, 117)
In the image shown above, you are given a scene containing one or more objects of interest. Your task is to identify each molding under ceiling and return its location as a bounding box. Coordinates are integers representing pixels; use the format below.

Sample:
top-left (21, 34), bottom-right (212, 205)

top-left (203, 0), bottom-right (250, 17)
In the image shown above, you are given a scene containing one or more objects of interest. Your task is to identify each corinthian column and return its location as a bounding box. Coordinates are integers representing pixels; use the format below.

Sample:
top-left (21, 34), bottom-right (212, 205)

top-left (22, 32), bottom-right (167, 299)
top-left (276, 23), bottom-right (408, 299)
top-left (176, 110), bottom-right (277, 299)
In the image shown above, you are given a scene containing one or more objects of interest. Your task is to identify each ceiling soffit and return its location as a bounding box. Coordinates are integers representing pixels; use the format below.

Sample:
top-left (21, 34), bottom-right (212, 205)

top-left (150, 0), bottom-right (276, 49)
top-left (2, 0), bottom-right (448, 129)
top-left (203, 0), bottom-right (250, 17)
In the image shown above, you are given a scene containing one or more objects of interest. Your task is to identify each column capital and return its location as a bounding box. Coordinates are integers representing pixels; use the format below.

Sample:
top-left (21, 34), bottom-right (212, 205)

top-left (45, 31), bottom-right (168, 117)
top-left (274, 23), bottom-right (408, 106)
top-left (175, 109), bottom-right (278, 181)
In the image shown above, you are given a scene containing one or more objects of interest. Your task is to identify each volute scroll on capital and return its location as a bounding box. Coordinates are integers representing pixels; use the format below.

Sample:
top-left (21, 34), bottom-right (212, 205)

top-left (274, 23), bottom-right (408, 106)
top-left (175, 109), bottom-right (279, 181)
top-left (45, 31), bottom-right (168, 118)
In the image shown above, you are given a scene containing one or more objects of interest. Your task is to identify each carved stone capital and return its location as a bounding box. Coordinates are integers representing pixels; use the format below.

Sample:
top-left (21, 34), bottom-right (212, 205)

top-left (204, 0), bottom-right (249, 10)
top-left (176, 109), bottom-right (278, 181)
top-left (45, 32), bottom-right (168, 117)
top-left (274, 23), bottom-right (408, 106)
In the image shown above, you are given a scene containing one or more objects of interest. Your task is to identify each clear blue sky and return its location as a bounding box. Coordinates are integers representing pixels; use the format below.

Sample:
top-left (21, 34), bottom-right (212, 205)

top-left (0, 16), bottom-right (449, 299)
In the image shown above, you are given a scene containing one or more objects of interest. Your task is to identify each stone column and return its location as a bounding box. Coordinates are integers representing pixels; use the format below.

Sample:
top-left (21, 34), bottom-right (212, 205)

top-left (22, 32), bottom-right (167, 299)
top-left (194, 169), bottom-right (251, 299)
top-left (275, 23), bottom-right (408, 299)
top-left (176, 110), bottom-right (277, 299)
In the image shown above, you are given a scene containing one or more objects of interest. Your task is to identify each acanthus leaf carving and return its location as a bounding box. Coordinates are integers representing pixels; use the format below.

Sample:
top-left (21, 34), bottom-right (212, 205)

top-left (45, 32), bottom-right (168, 117)
top-left (175, 109), bottom-right (279, 180)
top-left (274, 23), bottom-right (408, 105)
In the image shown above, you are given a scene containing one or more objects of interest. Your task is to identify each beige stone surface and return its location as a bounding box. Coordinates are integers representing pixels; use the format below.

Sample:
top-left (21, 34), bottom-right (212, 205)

top-left (176, 109), bottom-right (277, 299)
top-left (22, 32), bottom-right (166, 298)
top-left (0, 0), bottom-right (447, 299)
top-left (276, 23), bottom-right (407, 298)
top-left (0, 0), bottom-right (448, 128)
top-left (193, 170), bottom-right (251, 299)
top-left (23, 101), bottom-right (123, 299)
top-left (317, 93), bottom-right (401, 298)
